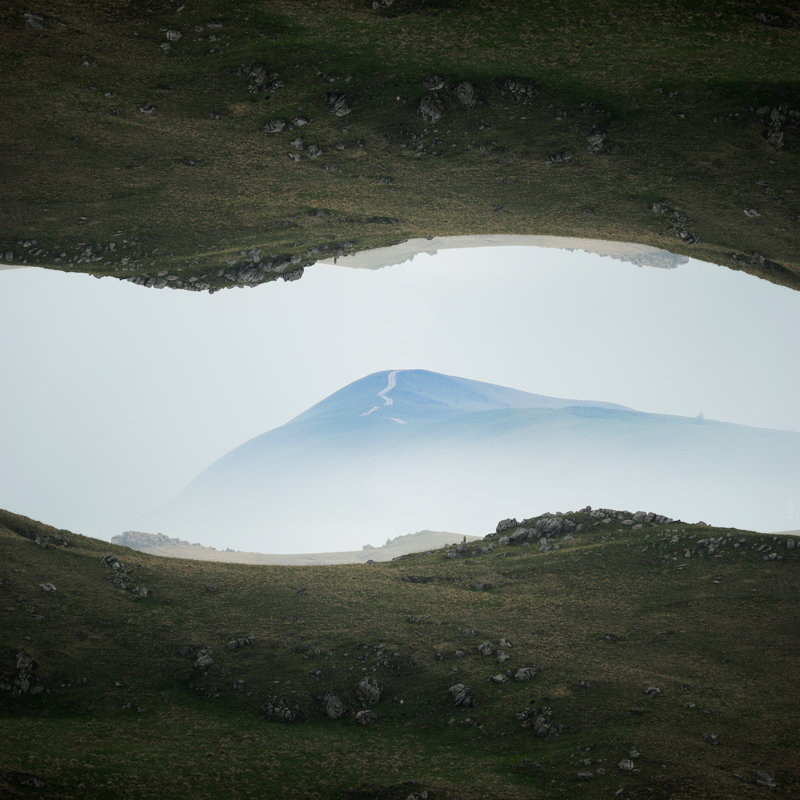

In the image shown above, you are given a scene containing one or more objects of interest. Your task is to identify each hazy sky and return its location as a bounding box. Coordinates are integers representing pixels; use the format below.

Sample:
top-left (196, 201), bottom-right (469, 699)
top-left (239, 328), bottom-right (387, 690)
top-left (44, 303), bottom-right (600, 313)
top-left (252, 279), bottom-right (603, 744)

top-left (1, 245), bottom-right (799, 542)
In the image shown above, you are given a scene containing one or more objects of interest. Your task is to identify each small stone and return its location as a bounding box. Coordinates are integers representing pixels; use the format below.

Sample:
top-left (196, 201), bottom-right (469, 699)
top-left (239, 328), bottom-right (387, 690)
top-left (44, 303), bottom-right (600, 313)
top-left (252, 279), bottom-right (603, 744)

top-left (618, 759), bottom-right (635, 771)
top-left (262, 119), bottom-right (287, 134)
top-left (165, 30), bottom-right (182, 41)
top-left (643, 685), bottom-right (662, 697)
top-left (39, 583), bottom-right (56, 592)
top-left (139, 104), bottom-right (156, 115)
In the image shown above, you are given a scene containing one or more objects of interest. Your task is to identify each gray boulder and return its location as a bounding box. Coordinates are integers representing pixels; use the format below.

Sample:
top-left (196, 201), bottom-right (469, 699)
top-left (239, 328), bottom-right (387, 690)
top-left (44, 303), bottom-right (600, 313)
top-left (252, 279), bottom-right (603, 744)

top-left (418, 95), bottom-right (443, 123)
top-left (357, 677), bottom-right (382, 705)
top-left (263, 696), bottom-right (303, 723)
top-left (194, 649), bottom-right (213, 671)
top-left (262, 119), bottom-right (287, 134)
top-left (326, 93), bottom-right (351, 117)
top-left (449, 683), bottom-right (474, 707)
top-left (354, 709), bottom-right (378, 725)
top-left (322, 693), bottom-right (346, 719)
top-left (455, 81), bottom-right (477, 107)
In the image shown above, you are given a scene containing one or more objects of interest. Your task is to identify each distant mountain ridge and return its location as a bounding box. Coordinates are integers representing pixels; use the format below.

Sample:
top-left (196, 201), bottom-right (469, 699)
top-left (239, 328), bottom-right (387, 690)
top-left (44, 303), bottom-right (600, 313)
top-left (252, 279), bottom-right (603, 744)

top-left (142, 370), bottom-right (800, 552)
top-left (111, 527), bottom-right (480, 566)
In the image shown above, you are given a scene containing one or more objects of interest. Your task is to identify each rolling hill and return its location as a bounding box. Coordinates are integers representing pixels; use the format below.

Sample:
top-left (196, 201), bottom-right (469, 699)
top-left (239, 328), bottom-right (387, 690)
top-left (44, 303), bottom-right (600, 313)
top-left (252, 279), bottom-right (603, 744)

top-left (1, 505), bottom-right (798, 799)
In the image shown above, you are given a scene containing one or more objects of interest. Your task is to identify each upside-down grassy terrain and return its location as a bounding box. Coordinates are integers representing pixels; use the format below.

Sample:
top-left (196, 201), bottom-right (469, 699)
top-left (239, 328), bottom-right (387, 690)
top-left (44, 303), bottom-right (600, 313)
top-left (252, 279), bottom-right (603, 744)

top-left (1, 0), bottom-right (798, 291)
top-left (1, 506), bottom-right (798, 799)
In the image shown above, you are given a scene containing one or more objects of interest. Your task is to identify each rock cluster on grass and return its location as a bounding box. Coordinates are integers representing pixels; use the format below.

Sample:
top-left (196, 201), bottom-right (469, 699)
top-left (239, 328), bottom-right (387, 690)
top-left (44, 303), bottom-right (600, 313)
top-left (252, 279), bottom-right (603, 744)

top-left (0, 651), bottom-right (44, 699)
top-left (516, 706), bottom-right (562, 737)
top-left (262, 695), bottom-right (304, 723)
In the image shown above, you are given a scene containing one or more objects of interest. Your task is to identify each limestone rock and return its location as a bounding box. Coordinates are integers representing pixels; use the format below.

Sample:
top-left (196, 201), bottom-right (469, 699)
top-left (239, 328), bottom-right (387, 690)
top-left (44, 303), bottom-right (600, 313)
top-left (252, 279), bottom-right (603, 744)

top-left (449, 683), bottom-right (474, 707)
top-left (263, 695), bottom-right (303, 723)
top-left (326, 93), bottom-right (351, 117)
top-left (357, 677), bottom-right (382, 705)
top-left (502, 78), bottom-right (537, 104)
top-left (194, 649), bottom-right (213, 671)
top-left (262, 119), bottom-right (288, 134)
top-left (455, 81), bottom-right (477, 107)
top-left (418, 95), bottom-right (443, 123)
top-left (323, 693), bottom-right (346, 719)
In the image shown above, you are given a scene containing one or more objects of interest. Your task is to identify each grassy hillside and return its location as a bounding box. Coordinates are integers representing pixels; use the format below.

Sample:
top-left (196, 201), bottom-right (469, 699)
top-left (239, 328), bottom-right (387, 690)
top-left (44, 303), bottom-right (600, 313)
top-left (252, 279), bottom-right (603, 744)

top-left (1, 505), bottom-right (798, 799)
top-left (1, 0), bottom-right (798, 291)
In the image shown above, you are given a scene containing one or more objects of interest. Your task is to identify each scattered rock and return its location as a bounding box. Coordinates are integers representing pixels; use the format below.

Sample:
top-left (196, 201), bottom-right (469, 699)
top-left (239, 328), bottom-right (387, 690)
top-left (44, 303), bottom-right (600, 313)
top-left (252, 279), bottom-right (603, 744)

top-left (755, 770), bottom-right (777, 789)
top-left (455, 81), bottom-right (478, 107)
top-left (238, 63), bottom-right (283, 94)
top-left (194, 649), bottom-right (213, 671)
top-left (502, 78), bottom-right (537, 104)
top-left (357, 677), bottom-right (382, 705)
top-left (0, 651), bottom-right (42, 698)
top-left (644, 685), bottom-right (662, 697)
top-left (165, 29), bottom-right (182, 41)
top-left (477, 641), bottom-right (495, 656)
top-left (423, 75), bottom-right (445, 91)
top-left (512, 666), bottom-right (539, 682)
top-left (517, 706), bottom-right (562, 737)
top-left (138, 104), bottom-right (156, 115)
top-left (226, 636), bottom-right (253, 650)
top-left (449, 683), bottom-right (474, 707)
top-left (2, 771), bottom-right (47, 789)
top-left (39, 583), bottom-right (56, 592)
top-left (618, 759), bottom-right (636, 771)
top-left (23, 12), bottom-right (45, 29)
top-left (323, 693), bottom-right (346, 719)
top-left (744, 208), bottom-right (761, 217)
top-left (546, 150), bottom-right (573, 164)
top-left (587, 130), bottom-right (606, 152)
top-left (327, 93), bottom-right (351, 117)
top-left (262, 695), bottom-right (304, 723)
top-left (354, 709), bottom-right (378, 725)
top-left (262, 119), bottom-right (288, 134)
top-left (418, 94), bottom-right (443, 123)
top-left (490, 673), bottom-right (509, 684)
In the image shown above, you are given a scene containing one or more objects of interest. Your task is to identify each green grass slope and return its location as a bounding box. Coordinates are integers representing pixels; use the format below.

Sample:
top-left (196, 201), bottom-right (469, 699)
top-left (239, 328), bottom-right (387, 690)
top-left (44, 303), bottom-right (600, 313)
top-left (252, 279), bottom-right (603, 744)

top-left (1, 506), bottom-right (798, 799)
top-left (1, 1), bottom-right (798, 291)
